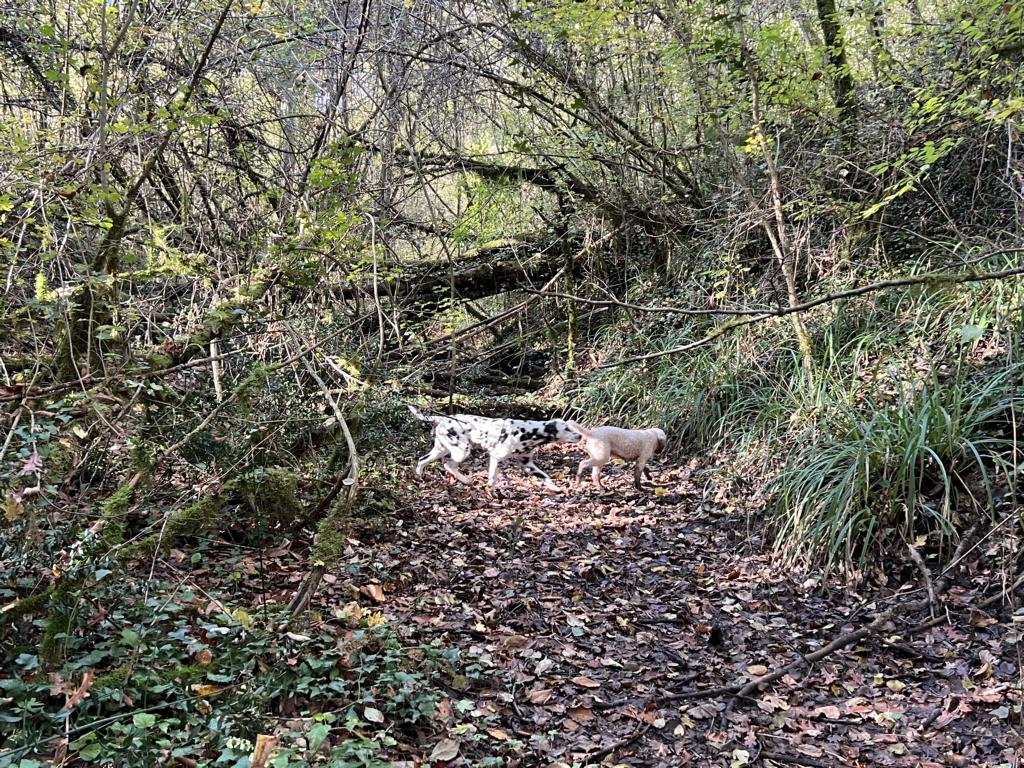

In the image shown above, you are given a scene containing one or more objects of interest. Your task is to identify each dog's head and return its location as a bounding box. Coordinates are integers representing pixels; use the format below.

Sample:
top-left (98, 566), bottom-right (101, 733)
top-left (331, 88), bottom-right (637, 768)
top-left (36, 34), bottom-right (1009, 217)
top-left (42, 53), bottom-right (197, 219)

top-left (652, 428), bottom-right (667, 453)
top-left (546, 419), bottom-right (582, 444)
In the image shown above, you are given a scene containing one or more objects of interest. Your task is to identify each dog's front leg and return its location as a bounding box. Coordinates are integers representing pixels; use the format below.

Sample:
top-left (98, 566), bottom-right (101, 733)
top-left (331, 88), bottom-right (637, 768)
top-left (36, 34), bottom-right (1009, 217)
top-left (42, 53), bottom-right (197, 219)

top-left (486, 454), bottom-right (503, 488)
top-left (517, 455), bottom-right (559, 491)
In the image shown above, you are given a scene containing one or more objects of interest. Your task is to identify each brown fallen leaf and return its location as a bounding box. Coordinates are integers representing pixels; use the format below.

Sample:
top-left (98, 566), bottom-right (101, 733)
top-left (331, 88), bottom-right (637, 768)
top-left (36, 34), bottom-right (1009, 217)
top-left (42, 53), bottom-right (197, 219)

top-left (359, 584), bottom-right (385, 603)
top-left (250, 734), bottom-right (278, 768)
top-left (571, 675), bottom-right (600, 689)
top-left (428, 739), bottom-right (460, 762)
top-left (528, 688), bottom-right (554, 704)
top-left (63, 671), bottom-right (95, 710)
top-left (567, 706), bottom-right (594, 723)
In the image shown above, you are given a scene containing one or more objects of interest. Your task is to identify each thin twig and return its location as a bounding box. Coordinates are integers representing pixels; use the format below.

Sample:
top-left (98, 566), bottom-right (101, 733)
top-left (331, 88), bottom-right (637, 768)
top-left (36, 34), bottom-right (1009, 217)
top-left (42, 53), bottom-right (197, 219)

top-left (601, 261), bottom-right (1024, 368)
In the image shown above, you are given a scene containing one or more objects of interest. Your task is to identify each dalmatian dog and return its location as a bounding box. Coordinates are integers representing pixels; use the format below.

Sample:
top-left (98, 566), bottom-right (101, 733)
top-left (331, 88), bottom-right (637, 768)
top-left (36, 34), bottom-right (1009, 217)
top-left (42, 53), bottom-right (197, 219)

top-left (408, 405), bottom-right (581, 491)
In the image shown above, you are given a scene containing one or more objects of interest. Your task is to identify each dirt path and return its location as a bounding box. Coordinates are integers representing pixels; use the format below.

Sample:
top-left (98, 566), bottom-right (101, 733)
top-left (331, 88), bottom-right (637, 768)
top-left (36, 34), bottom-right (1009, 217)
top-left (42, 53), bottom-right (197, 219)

top-left (360, 450), bottom-right (1022, 767)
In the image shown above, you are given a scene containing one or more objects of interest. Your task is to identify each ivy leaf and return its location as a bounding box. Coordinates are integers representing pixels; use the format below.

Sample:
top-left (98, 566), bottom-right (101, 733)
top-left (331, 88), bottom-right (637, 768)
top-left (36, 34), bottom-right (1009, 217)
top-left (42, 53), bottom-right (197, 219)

top-left (78, 743), bottom-right (102, 761)
top-left (307, 723), bottom-right (330, 752)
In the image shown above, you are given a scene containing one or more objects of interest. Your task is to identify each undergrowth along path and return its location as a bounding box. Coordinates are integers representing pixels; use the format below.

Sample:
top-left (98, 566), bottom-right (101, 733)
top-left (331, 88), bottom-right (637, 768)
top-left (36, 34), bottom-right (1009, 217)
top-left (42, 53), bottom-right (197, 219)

top-left (367, 450), bottom-right (1023, 767)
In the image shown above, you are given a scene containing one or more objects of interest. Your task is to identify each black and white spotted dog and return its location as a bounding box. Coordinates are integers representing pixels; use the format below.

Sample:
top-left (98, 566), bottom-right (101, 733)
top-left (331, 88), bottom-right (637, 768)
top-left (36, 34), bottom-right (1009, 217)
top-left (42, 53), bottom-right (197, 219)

top-left (408, 405), bottom-right (581, 490)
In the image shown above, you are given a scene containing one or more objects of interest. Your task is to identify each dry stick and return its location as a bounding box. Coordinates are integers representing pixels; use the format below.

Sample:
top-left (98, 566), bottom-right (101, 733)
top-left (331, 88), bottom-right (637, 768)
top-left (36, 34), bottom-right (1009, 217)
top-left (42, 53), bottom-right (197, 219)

top-left (523, 289), bottom-right (769, 316)
top-left (757, 750), bottom-right (835, 768)
top-left (674, 525), bottom-right (985, 712)
top-left (907, 543), bottom-right (938, 618)
top-left (284, 325), bottom-right (359, 616)
top-left (580, 723), bottom-right (651, 766)
top-left (601, 262), bottom-right (1024, 368)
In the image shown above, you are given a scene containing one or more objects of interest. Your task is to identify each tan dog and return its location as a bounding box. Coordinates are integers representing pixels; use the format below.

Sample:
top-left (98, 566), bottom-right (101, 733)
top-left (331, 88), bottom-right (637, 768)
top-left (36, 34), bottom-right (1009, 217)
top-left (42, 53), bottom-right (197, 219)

top-left (568, 422), bottom-right (667, 490)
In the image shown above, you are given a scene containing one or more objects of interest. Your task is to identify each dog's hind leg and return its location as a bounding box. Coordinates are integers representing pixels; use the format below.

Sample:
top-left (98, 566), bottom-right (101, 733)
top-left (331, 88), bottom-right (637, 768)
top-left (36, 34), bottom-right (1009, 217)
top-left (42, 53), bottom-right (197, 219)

top-left (486, 454), bottom-right (505, 488)
top-left (443, 443), bottom-right (473, 484)
top-left (516, 454), bottom-right (559, 491)
top-left (443, 460), bottom-right (473, 484)
top-left (415, 443), bottom-right (448, 478)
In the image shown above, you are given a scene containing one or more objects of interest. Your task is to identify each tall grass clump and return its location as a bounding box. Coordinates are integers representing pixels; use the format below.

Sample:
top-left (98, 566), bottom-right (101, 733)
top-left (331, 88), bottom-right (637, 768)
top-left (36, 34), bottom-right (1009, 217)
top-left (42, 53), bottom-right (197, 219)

top-left (769, 363), bottom-right (1023, 571)
top-left (572, 255), bottom-right (1023, 571)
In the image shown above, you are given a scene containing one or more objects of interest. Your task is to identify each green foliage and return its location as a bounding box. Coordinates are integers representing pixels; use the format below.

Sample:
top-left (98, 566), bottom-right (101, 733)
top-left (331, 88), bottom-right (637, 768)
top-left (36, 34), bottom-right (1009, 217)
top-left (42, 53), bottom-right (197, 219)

top-left (770, 364), bottom-right (1023, 571)
top-left (2, 576), bottom-right (469, 768)
top-left (574, 259), bottom-right (1024, 570)
top-left (117, 492), bottom-right (227, 562)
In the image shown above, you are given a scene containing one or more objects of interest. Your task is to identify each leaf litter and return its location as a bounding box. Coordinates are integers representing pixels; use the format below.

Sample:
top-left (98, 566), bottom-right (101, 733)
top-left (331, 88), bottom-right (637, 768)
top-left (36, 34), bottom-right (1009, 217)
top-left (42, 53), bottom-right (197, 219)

top-left (345, 446), bottom-right (1023, 766)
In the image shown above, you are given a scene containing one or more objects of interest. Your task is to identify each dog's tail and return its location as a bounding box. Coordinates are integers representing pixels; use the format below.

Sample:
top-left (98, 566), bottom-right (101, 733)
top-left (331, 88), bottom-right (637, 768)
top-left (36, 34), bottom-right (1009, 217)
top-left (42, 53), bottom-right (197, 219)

top-left (407, 404), bottom-right (438, 423)
top-left (567, 420), bottom-right (593, 439)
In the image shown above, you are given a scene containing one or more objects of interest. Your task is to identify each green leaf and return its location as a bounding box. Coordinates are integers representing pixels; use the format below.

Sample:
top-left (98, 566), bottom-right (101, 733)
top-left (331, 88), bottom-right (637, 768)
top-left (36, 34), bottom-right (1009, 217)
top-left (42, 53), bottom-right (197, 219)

top-left (960, 324), bottom-right (984, 342)
top-left (78, 743), bottom-right (102, 761)
top-left (307, 722), bottom-right (330, 752)
top-left (133, 712), bottom-right (157, 728)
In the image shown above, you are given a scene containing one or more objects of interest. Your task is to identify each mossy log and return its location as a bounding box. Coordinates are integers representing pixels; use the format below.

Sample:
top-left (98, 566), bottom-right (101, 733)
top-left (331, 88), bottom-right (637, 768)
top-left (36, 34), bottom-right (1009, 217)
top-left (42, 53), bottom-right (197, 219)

top-left (118, 489), bottom-right (229, 561)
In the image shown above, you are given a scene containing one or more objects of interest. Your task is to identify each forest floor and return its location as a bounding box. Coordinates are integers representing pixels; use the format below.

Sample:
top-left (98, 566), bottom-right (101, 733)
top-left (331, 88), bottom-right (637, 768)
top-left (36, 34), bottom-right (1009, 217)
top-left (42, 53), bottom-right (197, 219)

top-left (343, 445), bottom-right (1023, 768)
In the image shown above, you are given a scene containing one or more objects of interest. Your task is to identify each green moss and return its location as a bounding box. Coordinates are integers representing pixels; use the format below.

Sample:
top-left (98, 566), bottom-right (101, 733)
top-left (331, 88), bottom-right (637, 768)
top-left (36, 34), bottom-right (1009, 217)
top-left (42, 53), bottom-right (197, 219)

top-left (157, 664), bottom-right (203, 686)
top-left (43, 439), bottom-right (78, 486)
top-left (144, 352), bottom-right (173, 371)
top-left (93, 664), bottom-right (133, 692)
top-left (40, 582), bottom-right (79, 668)
top-left (118, 492), bottom-right (227, 561)
top-left (241, 467), bottom-right (302, 527)
top-left (98, 483), bottom-right (134, 549)
top-left (311, 496), bottom-right (351, 567)
top-left (93, 662), bottom-right (202, 693)
top-left (4, 586), bottom-right (54, 621)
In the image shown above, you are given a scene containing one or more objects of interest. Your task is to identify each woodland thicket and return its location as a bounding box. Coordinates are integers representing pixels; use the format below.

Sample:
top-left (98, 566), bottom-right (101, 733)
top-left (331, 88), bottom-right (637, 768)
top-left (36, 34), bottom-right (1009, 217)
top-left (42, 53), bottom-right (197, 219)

top-left (1, 0), bottom-right (1022, 764)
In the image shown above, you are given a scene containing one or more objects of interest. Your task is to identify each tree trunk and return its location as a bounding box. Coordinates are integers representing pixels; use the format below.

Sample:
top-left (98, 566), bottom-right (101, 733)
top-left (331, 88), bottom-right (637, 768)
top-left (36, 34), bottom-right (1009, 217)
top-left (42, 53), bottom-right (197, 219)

top-left (814, 0), bottom-right (858, 124)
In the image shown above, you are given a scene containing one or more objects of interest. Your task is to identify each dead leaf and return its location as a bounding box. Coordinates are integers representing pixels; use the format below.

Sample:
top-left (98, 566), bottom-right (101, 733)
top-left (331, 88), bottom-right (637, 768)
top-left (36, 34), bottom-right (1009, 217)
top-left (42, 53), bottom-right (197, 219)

top-left (428, 739), bottom-right (460, 762)
top-left (18, 449), bottom-right (42, 476)
top-left (360, 584), bottom-right (385, 603)
top-left (968, 609), bottom-right (996, 627)
top-left (528, 688), bottom-right (554, 704)
top-left (191, 684), bottom-right (224, 697)
top-left (567, 706), bottom-right (594, 723)
top-left (570, 675), bottom-right (600, 689)
top-left (63, 671), bottom-right (95, 710)
top-left (3, 493), bottom-right (24, 522)
top-left (250, 734), bottom-right (278, 768)
top-left (746, 664), bottom-right (768, 677)
top-left (486, 727), bottom-right (509, 740)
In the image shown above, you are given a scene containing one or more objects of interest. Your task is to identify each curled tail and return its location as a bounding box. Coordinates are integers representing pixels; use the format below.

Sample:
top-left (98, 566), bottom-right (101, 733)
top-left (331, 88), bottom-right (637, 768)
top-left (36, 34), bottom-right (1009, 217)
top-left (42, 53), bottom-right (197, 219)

top-left (407, 404), bottom-right (438, 423)
top-left (567, 420), bottom-right (593, 438)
